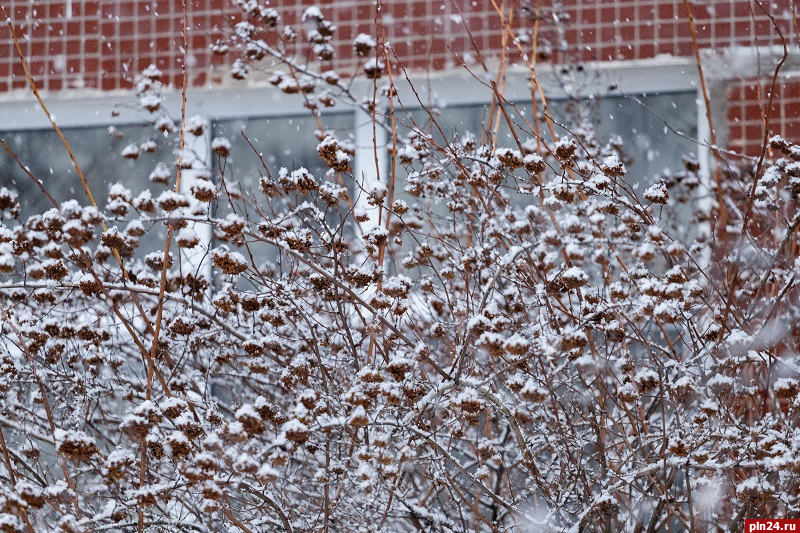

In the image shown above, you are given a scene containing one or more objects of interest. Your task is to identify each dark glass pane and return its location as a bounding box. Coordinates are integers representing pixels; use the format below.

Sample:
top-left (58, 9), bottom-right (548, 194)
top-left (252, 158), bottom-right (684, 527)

top-left (392, 91), bottom-right (698, 182)
top-left (211, 112), bottom-right (355, 192)
top-left (209, 113), bottom-right (356, 286)
top-left (0, 124), bottom-right (175, 218)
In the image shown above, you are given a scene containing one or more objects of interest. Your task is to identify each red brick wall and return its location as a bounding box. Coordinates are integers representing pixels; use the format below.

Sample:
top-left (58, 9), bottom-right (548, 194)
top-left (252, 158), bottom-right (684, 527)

top-left (1, 1), bottom-right (797, 155)
top-left (561, 0), bottom-right (791, 62)
top-left (1, 0), bottom-right (229, 91)
top-left (728, 78), bottom-right (800, 156)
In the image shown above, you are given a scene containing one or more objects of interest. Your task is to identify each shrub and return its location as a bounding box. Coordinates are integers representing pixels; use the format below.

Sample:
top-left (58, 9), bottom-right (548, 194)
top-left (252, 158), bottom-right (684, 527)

top-left (0, 2), bottom-right (798, 532)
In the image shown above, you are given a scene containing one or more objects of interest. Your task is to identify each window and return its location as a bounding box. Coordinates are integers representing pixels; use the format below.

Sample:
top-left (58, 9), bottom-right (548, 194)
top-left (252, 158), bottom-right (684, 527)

top-left (0, 61), bottom-right (702, 272)
top-left (1, 124), bottom-right (174, 218)
top-left (212, 112), bottom-right (355, 183)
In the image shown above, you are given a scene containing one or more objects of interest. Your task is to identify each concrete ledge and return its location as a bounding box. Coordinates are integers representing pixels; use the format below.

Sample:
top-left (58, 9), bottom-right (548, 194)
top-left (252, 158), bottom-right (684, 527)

top-left (2, 49), bottom-right (790, 132)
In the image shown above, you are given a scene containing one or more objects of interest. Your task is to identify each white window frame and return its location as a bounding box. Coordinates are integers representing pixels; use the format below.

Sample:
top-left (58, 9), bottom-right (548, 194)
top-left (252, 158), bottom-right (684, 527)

top-left (0, 58), bottom-right (709, 264)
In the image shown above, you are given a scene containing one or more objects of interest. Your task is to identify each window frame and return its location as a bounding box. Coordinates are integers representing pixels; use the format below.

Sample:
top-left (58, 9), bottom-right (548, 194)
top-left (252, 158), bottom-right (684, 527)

top-left (0, 59), bottom-right (705, 271)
